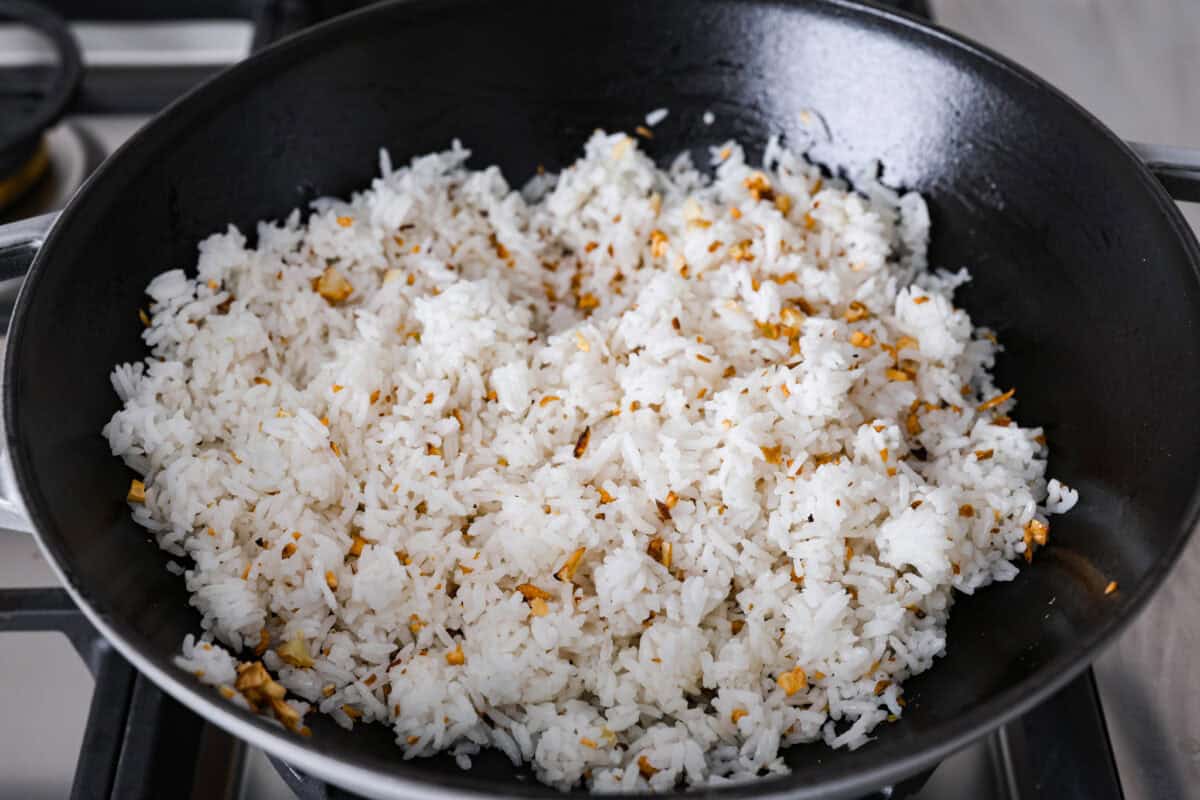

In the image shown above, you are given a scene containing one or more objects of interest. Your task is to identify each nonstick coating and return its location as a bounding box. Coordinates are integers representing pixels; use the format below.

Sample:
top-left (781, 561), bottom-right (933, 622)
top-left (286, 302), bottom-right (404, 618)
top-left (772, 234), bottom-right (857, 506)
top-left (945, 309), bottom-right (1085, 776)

top-left (8, 1), bottom-right (1200, 797)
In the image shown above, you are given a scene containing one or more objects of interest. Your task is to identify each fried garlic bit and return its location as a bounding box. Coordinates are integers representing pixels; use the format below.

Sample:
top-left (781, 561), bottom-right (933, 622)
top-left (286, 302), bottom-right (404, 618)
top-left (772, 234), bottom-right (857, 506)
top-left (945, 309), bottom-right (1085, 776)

top-left (647, 537), bottom-right (672, 569)
top-left (649, 229), bottom-right (669, 259)
top-left (1023, 518), bottom-right (1050, 562)
top-left (573, 426), bottom-right (591, 458)
top-left (234, 660), bottom-right (303, 731)
top-left (776, 666), bottom-right (807, 696)
top-left (315, 265), bottom-right (353, 304)
top-left (235, 661), bottom-right (282, 699)
top-left (905, 400), bottom-right (923, 436)
top-left (729, 239), bottom-right (755, 262)
top-left (845, 301), bottom-right (870, 322)
top-left (743, 171), bottom-right (774, 202)
top-left (555, 547), bottom-right (586, 582)
top-left (489, 232), bottom-right (510, 261)
top-left (848, 330), bottom-right (874, 348)
top-left (516, 583), bottom-right (551, 601)
top-left (276, 631), bottom-right (315, 668)
top-left (977, 388), bottom-right (1015, 412)
top-left (780, 306), bottom-right (804, 329)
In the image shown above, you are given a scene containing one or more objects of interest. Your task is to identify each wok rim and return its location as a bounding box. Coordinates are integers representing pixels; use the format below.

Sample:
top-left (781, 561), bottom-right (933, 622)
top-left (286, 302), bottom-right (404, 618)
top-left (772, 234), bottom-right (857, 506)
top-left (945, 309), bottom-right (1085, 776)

top-left (7, 0), bottom-right (1200, 797)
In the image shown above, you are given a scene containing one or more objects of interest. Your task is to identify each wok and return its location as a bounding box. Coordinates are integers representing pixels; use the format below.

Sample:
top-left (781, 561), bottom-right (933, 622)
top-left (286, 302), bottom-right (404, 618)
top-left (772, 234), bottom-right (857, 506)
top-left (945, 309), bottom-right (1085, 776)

top-left (2, 1), bottom-right (1200, 797)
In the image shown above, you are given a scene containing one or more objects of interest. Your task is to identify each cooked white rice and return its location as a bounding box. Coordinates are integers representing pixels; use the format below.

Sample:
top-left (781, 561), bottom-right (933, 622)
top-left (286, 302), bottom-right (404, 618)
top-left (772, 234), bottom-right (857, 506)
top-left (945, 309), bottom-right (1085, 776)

top-left (105, 131), bottom-right (1075, 791)
top-left (645, 108), bottom-right (670, 127)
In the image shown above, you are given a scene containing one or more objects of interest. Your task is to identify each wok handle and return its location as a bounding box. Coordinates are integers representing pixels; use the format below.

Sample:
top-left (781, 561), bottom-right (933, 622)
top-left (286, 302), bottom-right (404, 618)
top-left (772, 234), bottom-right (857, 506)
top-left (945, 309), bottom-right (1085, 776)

top-left (0, 212), bottom-right (56, 534)
top-left (1128, 141), bottom-right (1200, 203)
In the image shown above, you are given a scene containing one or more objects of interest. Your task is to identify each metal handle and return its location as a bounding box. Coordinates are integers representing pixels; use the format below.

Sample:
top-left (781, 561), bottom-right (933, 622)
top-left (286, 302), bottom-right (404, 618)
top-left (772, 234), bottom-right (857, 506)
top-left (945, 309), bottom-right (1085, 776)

top-left (1128, 141), bottom-right (1200, 203)
top-left (0, 212), bottom-right (56, 282)
top-left (0, 461), bottom-right (31, 533)
top-left (0, 212), bottom-right (55, 534)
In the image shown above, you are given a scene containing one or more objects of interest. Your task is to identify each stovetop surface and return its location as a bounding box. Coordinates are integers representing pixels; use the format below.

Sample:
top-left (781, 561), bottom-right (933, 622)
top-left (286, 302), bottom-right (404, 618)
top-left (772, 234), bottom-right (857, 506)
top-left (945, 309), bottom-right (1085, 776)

top-left (2, 2), bottom-right (1199, 798)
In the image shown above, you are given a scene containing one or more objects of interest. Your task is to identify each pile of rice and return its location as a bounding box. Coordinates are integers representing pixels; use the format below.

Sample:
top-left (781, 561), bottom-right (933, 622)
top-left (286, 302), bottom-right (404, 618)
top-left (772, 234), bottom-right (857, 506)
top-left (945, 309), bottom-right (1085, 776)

top-left (104, 130), bottom-right (1077, 791)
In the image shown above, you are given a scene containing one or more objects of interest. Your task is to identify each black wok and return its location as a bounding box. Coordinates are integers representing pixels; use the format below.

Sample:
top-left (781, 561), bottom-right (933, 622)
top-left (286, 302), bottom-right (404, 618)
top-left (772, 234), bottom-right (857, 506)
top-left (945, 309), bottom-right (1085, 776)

top-left (2, 1), bottom-right (1200, 797)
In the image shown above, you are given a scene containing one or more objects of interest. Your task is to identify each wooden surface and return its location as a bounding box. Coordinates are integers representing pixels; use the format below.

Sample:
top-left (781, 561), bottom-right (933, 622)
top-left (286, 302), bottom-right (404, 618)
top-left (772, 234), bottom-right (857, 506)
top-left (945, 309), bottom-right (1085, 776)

top-left (931, 4), bottom-right (1200, 799)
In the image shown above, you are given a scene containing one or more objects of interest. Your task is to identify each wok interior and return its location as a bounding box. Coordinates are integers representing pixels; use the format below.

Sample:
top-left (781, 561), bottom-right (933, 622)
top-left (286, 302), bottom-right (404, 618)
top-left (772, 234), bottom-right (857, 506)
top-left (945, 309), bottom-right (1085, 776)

top-left (10, 0), bottom-right (1200, 794)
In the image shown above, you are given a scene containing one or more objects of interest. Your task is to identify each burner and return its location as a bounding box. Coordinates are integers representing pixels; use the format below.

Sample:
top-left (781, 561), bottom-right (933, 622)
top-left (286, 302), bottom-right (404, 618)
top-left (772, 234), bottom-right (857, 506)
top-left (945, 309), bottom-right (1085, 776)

top-left (0, 137), bottom-right (47, 211)
top-left (0, 120), bottom-right (100, 223)
top-left (0, 1), bottom-right (82, 210)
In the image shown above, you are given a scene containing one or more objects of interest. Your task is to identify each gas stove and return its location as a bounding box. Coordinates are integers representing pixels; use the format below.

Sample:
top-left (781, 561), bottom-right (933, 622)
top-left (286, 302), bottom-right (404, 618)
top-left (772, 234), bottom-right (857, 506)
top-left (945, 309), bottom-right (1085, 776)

top-left (0, 2), bottom-right (1186, 798)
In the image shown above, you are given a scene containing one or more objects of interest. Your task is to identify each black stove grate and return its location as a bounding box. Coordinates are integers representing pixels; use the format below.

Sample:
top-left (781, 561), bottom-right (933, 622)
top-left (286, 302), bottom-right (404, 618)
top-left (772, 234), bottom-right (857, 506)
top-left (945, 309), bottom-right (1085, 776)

top-left (0, 587), bottom-right (240, 799)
